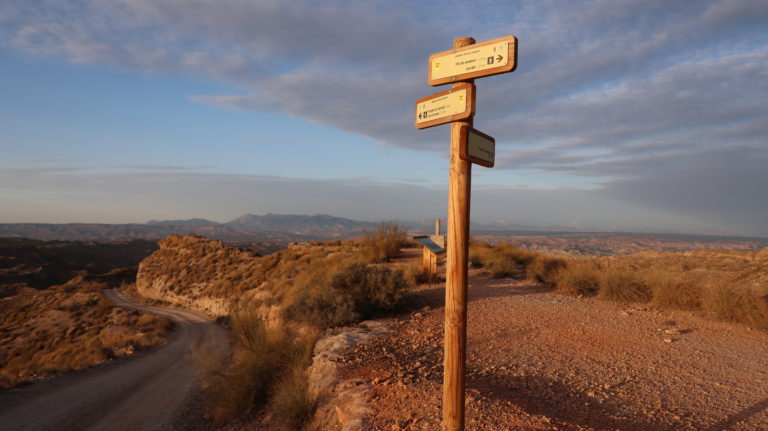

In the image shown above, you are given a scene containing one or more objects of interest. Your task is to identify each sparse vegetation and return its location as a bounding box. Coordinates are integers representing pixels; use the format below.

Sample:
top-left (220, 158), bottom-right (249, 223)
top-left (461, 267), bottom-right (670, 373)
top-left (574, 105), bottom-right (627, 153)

top-left (287, 261), bottom-right (406, 328)
top-left (469, 242), bottom-right (537, 278)
top-left (598, 266), bottom-right (651, 303)
top-left (0, 238), bottom-right (157, 293)
top-left (525, 255), bottom-right (567, 284)
top-left (403, 262), bottom-right (429, 285)
top-left (195, 308), bottom-right (320, 428)
top-left (471, 241), bottom-right (768, 328)
top-left (361, 221), bottom-right (409, 263)
top-left (0, 280), bottom-right (172, 389)
top-left (553, 261), bottom-right (601, 296)
top-left (183, 226), bottom-right (410, 427)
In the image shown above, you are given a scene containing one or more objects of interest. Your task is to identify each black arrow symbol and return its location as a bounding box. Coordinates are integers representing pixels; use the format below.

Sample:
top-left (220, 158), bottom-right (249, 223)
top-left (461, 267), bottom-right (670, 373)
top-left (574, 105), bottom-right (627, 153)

top-left (496, 54), bottom-right (503, 63)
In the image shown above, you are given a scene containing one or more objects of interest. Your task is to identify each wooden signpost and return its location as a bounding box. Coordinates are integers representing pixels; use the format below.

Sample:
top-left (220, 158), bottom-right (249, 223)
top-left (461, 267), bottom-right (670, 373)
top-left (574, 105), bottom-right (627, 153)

top-left (415, 83), bottom-right (475, 129)
top-left (428, 35), bottom-right (517, 86)
top-left (414, 35), bottom-right (517, 431)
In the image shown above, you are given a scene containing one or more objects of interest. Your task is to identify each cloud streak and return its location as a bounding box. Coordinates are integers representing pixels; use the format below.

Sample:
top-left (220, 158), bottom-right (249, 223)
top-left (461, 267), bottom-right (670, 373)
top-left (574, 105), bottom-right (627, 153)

top-left (1, 0), bottom-right (766, 234)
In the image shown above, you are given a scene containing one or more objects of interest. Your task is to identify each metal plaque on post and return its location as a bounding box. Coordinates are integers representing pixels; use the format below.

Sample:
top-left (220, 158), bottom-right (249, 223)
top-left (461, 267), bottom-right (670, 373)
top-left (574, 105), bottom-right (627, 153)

top-left (459, 126), bottom-right (495, 168)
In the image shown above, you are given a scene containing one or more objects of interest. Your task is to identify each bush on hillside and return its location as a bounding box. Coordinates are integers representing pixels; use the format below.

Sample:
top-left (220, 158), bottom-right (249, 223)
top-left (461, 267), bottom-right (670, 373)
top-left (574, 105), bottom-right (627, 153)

top-left (525, 255), bottom-right (567, 284)
top-left (647, 272), bottom-right (701, 310)
top-left (361, 221), bottom-right (408, 262)
top-left (287, 262), bottom-right (406, 328)
top-left (554, 262), bottom-right (601, 296)
top-left (469, 242), bottom-right (536, 278)
top-left (598, 267), bottom-right (651, 303)
top-left (701, 281), bottom-right (768, 326)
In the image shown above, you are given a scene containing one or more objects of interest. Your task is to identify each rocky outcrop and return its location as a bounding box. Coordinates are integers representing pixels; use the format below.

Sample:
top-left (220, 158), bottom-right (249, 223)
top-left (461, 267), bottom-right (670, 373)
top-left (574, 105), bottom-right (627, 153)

top-left (134, 234), bottom-right (360, 325)
top-left (307, 320), bottom-right (392, 431)
top-left (135, 235), bottom-right (260, 316)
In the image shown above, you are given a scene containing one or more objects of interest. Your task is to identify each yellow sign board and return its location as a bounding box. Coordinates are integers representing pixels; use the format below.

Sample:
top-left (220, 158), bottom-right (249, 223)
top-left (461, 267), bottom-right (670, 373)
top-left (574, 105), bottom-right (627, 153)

top-left (459, 126), bottom-right (495, 167)
top-left (414, 83), bottom-right (475, 129)
top-left (429, 35), bottom-right (517, 86)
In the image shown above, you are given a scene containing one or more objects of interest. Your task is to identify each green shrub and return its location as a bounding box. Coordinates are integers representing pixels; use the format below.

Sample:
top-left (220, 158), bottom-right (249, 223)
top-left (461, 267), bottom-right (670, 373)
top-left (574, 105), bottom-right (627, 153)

top-left (287, 262), bottom-right (406, 328)
top-left (331, 262), bottom-right (406, 318)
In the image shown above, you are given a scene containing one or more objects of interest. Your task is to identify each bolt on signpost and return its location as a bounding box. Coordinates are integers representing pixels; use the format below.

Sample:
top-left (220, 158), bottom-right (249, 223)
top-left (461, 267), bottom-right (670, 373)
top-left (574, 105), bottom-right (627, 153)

top-left (415, 35), bottom-right (517, 431)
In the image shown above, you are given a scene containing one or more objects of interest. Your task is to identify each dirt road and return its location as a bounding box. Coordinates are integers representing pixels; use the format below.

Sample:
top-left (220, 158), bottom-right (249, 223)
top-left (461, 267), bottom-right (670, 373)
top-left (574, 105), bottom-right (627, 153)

top-left (339, 270), bottom-right (768, 430)
top-left (0, 290), bottom-right (227, 431)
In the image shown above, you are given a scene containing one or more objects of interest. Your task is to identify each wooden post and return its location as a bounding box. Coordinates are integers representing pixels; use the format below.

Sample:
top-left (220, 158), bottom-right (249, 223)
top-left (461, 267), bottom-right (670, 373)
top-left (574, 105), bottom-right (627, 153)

top-left (423, 247), bottom-right (433, 281)
top-left (443, 36), bottom-right (474, 431)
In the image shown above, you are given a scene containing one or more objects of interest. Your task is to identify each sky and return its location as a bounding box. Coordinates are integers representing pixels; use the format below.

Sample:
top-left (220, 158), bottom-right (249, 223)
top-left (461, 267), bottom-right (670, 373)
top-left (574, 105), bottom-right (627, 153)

top-left (1, 0), bottom-right (766, 236)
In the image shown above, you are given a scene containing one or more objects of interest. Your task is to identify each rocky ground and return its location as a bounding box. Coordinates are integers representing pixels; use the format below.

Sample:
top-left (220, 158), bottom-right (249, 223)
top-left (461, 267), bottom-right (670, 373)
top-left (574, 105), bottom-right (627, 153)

top-left (337, 269), bottom-right (768, 430)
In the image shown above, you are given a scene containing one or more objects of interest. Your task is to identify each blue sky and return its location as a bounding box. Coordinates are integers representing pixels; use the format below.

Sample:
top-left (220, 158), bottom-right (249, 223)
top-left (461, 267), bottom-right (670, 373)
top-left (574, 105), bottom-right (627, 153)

top-left (1, 0), bottom-right (766, 236)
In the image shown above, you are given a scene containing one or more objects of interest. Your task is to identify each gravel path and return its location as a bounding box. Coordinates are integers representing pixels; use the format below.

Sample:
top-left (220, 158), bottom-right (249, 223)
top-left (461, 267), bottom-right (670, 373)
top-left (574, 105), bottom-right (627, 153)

top-left (0, 290), bottom-right (227, 431)
top-left (338, 270), bottom-right (768, 430)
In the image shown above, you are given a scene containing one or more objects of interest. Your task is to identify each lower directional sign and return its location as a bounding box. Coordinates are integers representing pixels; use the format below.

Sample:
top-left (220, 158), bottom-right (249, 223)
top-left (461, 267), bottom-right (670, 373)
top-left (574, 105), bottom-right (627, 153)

top-left (414, 83), bottom-right (475, 129)
top-left (459, 126), bottom-right (495, 167)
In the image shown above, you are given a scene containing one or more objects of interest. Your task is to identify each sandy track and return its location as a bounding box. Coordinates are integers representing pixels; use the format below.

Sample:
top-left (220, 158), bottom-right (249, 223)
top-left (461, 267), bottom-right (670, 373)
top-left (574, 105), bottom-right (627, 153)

top-left (0, 290), bottom-right (227, 431)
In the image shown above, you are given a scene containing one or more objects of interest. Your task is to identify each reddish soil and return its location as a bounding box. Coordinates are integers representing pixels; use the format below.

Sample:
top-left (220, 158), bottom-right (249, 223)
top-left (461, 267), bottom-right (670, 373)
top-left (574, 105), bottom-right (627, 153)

top-left (337, 269), bottom-right (768, 430)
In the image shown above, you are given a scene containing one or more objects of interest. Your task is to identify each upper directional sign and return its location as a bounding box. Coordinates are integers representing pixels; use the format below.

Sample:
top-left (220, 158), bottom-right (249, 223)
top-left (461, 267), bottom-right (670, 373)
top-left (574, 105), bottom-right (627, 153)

top-left (428, 35), bottom-right (517, 86)
top-left (414, 83), bottom-right (475, 129)
top-left (459, 126), bottom-right (495, 168)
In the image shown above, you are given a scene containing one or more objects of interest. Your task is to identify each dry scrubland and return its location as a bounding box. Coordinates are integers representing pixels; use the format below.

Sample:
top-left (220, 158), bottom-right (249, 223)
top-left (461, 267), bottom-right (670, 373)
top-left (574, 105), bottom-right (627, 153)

top-left (0, 278), bottom-right (172, 389)
top-left (470, 242), bottom-right (768, 327)
top-left (134, 223), bottom-right (413, 429)
top-left (128, 230), bottom-right (768, 428)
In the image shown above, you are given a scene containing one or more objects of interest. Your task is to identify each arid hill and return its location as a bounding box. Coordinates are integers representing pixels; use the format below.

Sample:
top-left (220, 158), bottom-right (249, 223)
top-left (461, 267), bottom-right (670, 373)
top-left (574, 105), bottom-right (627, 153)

top-left (134, 234), bottom-right (403, 324)
top-left (473, 232), bottom-right (768, 256)
top-left (0, 279), bottom-right (171, 388)
top-left (0, 238), bottom-right (158, 297)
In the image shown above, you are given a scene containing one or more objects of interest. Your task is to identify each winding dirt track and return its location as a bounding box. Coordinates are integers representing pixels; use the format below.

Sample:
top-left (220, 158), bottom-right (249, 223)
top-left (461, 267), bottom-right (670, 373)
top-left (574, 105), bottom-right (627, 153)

top-left (0, 290), bottom-right (227, 431)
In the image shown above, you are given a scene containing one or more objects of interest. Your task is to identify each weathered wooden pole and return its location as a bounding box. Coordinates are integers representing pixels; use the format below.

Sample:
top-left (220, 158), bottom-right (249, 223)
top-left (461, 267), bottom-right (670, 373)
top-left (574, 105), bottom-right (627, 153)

top-left (443, 36), bottom-right (475, 431)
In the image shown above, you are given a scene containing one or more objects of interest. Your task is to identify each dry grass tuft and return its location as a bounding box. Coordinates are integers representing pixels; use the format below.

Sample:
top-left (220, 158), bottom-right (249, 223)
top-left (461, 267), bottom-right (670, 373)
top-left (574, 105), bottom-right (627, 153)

top-left (469, 242), bottom-right (536, 279)
top-left (194, 310), bottom-right (319, 427)
top-left (361, 221), bottom-right (409, 263)
top-left (525, 255), bottom-right (567, 284)
top-left (647, 272), bottom-right (702, 310)
top-left (472, 243), bottom-right (768, 328)
top-left (701, 280), bottom-right (768, 326)
top-left (598, 267), bottom-right (651, 303)
top-left (554, 262), bottom-right (601, 296)
top-left (403, 262), bottom-right (429, 285)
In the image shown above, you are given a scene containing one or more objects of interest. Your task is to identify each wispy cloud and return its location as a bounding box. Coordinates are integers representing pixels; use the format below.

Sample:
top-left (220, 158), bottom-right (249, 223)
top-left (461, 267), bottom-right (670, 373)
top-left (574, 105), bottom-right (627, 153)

top-left (1, 0), bottom-right (766, 233)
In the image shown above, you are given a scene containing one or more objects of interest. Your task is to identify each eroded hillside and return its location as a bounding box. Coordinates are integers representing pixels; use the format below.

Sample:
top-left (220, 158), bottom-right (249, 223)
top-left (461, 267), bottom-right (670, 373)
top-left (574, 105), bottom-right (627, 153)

top-left (135, 234), bottom-right (405, 325)
top-left (0, 279), bottom-right (172, 388)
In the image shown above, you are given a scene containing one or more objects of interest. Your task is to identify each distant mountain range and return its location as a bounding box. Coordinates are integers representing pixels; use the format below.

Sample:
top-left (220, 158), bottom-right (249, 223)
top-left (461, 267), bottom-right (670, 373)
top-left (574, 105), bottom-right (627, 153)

top-left (2, 214), bottom-right (766, 250)
top-left (0, 214), bottom-right (380, 243)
